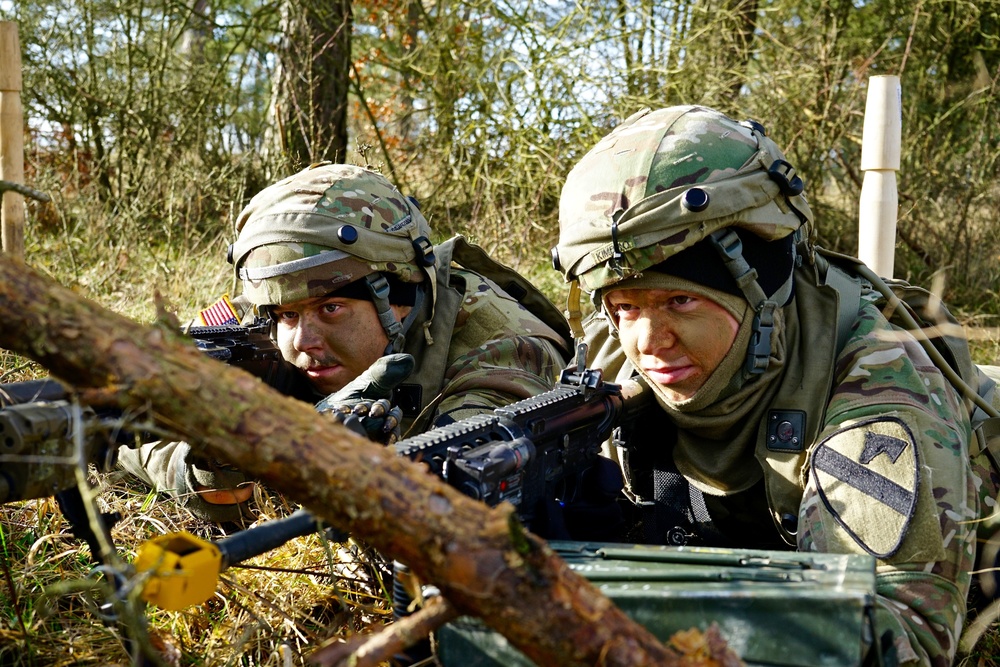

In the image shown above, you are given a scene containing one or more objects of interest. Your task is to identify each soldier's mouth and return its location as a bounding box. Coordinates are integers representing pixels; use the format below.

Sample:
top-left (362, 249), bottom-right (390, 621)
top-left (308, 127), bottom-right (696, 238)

top-left (642, 363), bottom-right (697, 386)
top-left (304, 364), bottom-right (342, 379)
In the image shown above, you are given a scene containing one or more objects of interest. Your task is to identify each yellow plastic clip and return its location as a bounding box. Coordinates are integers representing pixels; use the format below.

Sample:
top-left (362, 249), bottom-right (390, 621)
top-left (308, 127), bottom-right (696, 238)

top-left (134, 532), bottom-right (223, 611)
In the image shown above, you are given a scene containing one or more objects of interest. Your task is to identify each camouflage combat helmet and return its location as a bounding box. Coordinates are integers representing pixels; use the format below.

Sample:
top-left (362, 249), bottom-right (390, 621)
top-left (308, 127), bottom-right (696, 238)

top-left (229, 163), bottom-right (438, 353)
top-left (552, 105), bottom-right (813, 375)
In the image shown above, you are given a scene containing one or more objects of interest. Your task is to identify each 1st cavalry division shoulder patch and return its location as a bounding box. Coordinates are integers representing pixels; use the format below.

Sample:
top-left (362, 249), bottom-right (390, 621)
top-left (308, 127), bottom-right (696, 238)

top-left (810, 416), bottom-right (918, 558)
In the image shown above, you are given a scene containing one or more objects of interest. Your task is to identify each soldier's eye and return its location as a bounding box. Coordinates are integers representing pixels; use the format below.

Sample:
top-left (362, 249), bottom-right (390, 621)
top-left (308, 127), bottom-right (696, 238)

top-left (612, 303), bottom-right (638, 317)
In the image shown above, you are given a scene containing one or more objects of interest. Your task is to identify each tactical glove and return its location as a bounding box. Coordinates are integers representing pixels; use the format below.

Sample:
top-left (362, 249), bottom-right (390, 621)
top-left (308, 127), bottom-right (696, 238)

top-left (315, 353), bottom-right (415, 445)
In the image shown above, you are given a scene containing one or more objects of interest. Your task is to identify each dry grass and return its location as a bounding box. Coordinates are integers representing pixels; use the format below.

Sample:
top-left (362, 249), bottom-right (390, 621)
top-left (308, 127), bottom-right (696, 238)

top-left (1, 472), bottom-right (395, 666)
top-left (969, 329), bottom-right (1000, 368)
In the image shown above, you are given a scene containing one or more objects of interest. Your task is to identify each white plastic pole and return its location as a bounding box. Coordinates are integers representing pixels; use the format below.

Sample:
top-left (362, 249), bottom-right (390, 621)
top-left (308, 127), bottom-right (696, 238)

top-left (0, 21), bottom-right (25, 259)
top-left (858, 75), bottom-right (902, 278)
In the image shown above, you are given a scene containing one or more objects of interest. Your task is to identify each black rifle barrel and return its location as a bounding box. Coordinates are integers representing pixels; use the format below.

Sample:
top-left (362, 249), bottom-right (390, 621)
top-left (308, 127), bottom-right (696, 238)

top-left (217, 509), bottom-right (321, 569)
top-left (0, 378), bottom-right (70, 406)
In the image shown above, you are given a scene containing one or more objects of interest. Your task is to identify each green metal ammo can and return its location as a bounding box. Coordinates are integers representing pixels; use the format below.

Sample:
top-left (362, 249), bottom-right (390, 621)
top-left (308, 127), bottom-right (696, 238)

top-left (435, 540), bottom-right (879, 667)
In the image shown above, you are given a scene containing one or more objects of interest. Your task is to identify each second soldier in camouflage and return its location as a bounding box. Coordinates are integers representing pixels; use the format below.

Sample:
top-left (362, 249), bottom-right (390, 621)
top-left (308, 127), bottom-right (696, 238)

top-left (553, 105), bottom-right (978, 667)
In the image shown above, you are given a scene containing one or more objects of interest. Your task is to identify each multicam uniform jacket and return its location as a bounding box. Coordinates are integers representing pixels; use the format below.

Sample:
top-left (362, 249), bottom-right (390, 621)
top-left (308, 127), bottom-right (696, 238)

top-left (118, 235), bottom-right (571, 523)
top-left (798, 297), bottom-right (976, 667)
top-left (591, 263), bottom-right (977, 667)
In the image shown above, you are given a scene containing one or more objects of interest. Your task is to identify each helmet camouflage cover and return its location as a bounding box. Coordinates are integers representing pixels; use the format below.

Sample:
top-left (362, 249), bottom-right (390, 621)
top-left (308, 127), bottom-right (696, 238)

top-left (231, 163), bottom-right (433, 307)
top-left (554, 105), bottom-right (813, 294)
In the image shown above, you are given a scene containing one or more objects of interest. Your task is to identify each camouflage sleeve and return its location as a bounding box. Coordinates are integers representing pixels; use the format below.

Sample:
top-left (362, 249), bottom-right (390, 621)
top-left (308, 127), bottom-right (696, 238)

top-left (117, 440), bottom-right (253, 524)
top-left (429, 335), bottom-right (568, 426)
top-left (798, 305), bottom-right (977, 666)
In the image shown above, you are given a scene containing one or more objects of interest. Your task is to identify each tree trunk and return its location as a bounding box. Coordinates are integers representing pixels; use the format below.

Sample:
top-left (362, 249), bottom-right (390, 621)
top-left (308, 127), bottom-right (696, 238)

top-left (179, 0), bottom-right (212, 60)
top-left (0, 254), bottom-right (686, 666)
top-left (268, 0), bottom-right (352, 169)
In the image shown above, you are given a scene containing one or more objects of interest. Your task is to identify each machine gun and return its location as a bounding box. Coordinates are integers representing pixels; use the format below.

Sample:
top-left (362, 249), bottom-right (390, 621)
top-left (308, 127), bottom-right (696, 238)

top-left (0, 316), bottom-right (317, 556)
top-left (0, 379), bottom-right (117, 505)
top-left (0, 318), bottom-right (319, 664)
top-left (133, 357), bottom-right (650, 610)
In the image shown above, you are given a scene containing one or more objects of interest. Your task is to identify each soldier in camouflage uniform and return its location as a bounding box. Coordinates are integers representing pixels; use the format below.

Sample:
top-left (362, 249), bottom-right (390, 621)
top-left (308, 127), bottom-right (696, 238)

top-left (551, 105), bottom-right (978, 666)
top-left (119, 163), bottom-right (572, 523)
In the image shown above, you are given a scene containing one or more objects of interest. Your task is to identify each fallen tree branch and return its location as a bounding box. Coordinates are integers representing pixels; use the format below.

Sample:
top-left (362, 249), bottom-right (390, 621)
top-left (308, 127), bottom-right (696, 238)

top-left (308, 595), bottom-right (459, 667)
top-left (0, 254), bottom-right (686, 666)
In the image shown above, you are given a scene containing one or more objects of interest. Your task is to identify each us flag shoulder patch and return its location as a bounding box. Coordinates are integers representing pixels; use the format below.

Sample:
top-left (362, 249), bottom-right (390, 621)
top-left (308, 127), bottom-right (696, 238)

top-left (810, 416), bottom-right (919, 558)
top-left (198, 294), bottom-right (239, 327)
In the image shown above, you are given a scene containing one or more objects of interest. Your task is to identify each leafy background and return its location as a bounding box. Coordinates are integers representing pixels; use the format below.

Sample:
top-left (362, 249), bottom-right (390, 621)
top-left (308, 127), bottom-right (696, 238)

top-left (1, 0), bottom-right (999, 664)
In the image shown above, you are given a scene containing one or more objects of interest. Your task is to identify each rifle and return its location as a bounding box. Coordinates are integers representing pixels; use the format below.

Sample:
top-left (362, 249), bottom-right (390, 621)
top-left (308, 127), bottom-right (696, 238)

top-left (184, 318), bottom-right (316, 403)
top-left (0, 316), bottom-right (318, 588)
top-left (393, 361), bottom-right (647, 527)
top-left (0, 318), bottom-right (315, 505)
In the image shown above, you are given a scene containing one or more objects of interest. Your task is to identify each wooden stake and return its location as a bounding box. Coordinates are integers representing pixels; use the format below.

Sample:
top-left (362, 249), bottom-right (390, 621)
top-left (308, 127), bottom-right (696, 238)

top-left (0, 21), bottom-right (25, 259)
top-left (858, 75), bottom-right (902, 279)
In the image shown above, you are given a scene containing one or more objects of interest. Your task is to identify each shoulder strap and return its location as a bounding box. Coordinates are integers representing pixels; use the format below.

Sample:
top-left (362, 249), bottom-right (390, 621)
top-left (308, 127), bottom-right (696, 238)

top-left (824, 261), bottom-right (863, 355)
top-left (815, 249), bottom-right (1000, 467)
top-left (969, 365), bottom-right (1000, 461)
top-left (811, 248), bottom-right (869, 356)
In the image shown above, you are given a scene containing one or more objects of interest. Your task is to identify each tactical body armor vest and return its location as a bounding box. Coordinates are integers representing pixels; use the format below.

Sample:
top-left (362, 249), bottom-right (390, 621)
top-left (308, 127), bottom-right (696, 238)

top-left (395, 235), bottom-right (573, 434)
top-left (589, 246), bottom-right (1000, 548)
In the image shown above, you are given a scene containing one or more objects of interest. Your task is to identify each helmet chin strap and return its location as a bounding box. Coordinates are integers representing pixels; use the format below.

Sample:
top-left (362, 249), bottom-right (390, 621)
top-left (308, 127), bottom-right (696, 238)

top-left (364, 273), bottom-right (426, 355)
top-left (708, 229), bottom-right (796, 377)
